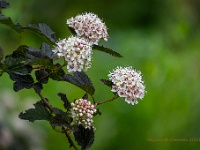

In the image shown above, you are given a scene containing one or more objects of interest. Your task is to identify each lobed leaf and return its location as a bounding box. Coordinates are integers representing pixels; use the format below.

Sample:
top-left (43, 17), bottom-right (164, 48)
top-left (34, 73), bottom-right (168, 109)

top-left (100, 79), bottom-right (113, 88)
top-left (9, 72), bottom-right (34, 92)
top-left (82, 93), bottom-right (88, 100)
top-left (3, 45), bottom-right (32, 75)
top-left (0, 46), bottom-right (3, 62)
top-left (22, 23), bottom-right (57, 45)
top-left (68, 27), bottom-right (76, 35)
top-left (57, 93), bottom-right (72, 111)
top-left (25, 47), bottom-right (53, 66)
top-left (46, 63), bottom-right (65, 81)
top-left (33, 82), bottom-right (43, 93)
top-left (0, 0), bottom-right (9, 11)
top-left (50, 108), bottom-right (72, 128)
top-left (40, 42), bottom-right (56, 59)
top-left (35, 70), bottom-right (49, 84)
top-left (61, 72), bottom-right (95, 96)
top-left (19, 101), bottom-right (52, 122)
top-left (72, 125), bottom-right (94, 150)
top-left (93, 45), bottom-right (122, 57)
top-left (0, 15), bottom-right (23, 33)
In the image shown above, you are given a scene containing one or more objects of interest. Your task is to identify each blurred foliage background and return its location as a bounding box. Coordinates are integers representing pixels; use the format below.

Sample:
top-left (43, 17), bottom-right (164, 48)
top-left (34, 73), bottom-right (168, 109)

top-left (1, 0), bottom-right (200, 149)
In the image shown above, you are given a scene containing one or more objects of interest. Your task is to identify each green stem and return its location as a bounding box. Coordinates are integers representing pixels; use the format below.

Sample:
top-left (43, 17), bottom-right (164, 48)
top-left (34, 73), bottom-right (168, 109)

top-left (96, 95), bottom-right (119, 106)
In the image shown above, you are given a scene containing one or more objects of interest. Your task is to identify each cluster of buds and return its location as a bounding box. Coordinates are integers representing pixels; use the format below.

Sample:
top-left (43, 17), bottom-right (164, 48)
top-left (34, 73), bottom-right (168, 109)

top-left (108, 66), bottom-right (145, 105)
top-left (70, 99), bottom-right (97, 129)
top-left (52, 36), bottom-right (92, 72)
top-left (67, 12), bottom-right (108, 45)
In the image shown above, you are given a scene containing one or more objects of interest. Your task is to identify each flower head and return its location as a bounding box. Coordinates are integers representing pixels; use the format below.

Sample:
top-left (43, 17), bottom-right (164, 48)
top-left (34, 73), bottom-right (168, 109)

top-left (67, 12), bottom-right (108, 45)
top-left (52, 36), bottom-right (92, 72)
top-left (70, 99), bottom-right (96, 129)
top-left (108, 66), bottom-right (145, 105)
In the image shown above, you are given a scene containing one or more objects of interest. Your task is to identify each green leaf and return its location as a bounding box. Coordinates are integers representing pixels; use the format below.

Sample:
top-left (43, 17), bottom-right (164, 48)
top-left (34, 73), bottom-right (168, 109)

top-left (22, 23), bottom-right (56, 45)
top-left (72, 125), bottom-right (94, 150)
top-left (100, 79), bottom-right (113, 88)
top-left (9, 73), bottom-right (34, 92)
top-left (0, 0), bottom-right (10, 11)
top-left (61, 72), bottom-right (95, 96)
top-left (50, 108), bottom-right (72, 128)
top-left (57, 93), bottom-right (71, 111)
top-left (93, 45), bottom-right (122, 57)
top-left (19, 101), bottom-right (52, 122)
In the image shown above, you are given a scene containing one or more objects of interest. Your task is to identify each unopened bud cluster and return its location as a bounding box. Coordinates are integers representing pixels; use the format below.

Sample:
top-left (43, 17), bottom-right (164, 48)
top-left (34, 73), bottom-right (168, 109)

top-left (70, 99), bottom-right (96, 129)
top-left (108, 66), bottom-right (145, 105)
top-left (53, 36), bottom-right (92, 72)
top-left (67, 12), bottom-right (108, 45)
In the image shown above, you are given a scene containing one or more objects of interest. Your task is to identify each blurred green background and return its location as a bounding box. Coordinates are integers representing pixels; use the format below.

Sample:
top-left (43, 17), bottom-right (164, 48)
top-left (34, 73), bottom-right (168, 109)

top-left (1, 0), bottom-right (200, 149)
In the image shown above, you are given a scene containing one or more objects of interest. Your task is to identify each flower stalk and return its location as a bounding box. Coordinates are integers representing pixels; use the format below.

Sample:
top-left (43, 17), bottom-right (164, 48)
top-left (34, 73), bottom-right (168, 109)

top-left (96, 95), bottom-right (119, 106)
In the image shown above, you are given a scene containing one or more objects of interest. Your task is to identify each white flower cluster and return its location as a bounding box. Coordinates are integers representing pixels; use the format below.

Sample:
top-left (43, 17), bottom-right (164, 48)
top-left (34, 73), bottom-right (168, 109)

top-left (108, 66), bottom-right (145, 105)
top-left (67, 12), bottom-right (108, 45)
top-left (70, 99), bottom-right (97, 129)
top-left (52, 36), bottom-right (92, 72)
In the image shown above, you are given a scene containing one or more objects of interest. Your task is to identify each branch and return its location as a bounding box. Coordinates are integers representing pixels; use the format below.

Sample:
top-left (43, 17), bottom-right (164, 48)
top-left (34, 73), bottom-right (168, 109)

top-left (65, 131), bottom-right (79, 150)
top-left (91, 95), bottom-right (96, 104)
top-left (33, 87), bottom-right (53, 112)
top-left (38, 60), bottom-right (67, 83)
top-left (96, 95), bottom-right (119, 106)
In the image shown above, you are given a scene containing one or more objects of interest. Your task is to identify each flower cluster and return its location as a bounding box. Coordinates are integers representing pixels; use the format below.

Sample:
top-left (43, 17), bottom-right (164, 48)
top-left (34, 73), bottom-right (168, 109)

top-left (52, 36), bottom-right (92, 72)
top-left (67, 12), bottom-right (108, 45)
top-left (70, 99), bottom-right (97, 129)
top-left (108, 66), bottom-right (145, 105)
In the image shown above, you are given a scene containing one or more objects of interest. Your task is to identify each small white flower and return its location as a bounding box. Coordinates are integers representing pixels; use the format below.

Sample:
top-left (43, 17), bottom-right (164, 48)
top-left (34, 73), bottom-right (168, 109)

top-left (67, 12), bottom-right (108, 45)
top-left (108, 66), bottom-right (146, 105)
top-left (70, 99), bottom-right (96, 129)
top-left (52, 36), bottom-right (92, 72)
